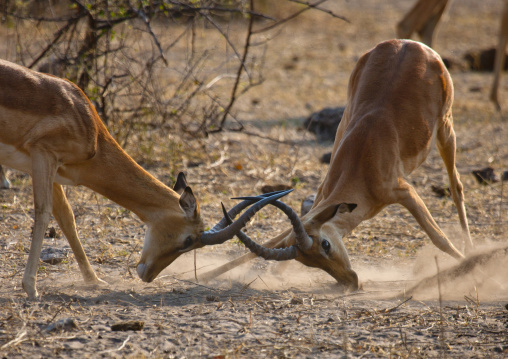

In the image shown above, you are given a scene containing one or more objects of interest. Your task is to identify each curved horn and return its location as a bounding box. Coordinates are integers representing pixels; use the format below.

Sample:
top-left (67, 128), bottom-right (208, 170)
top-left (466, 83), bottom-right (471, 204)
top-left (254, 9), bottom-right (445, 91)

top-left (200, 190), bottom-right (293, 245)
top-left (221, 203), bottom-right (299, 260)
top-left (208, 190), bottom-right (294, 233)
top-left (231, 195), bottom-right (313, 251)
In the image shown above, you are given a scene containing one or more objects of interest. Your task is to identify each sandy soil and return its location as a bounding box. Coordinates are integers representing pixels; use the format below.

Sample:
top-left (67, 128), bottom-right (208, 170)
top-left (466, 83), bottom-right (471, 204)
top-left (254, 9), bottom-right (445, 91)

top-left (1, 0), bottom-right (508, 357)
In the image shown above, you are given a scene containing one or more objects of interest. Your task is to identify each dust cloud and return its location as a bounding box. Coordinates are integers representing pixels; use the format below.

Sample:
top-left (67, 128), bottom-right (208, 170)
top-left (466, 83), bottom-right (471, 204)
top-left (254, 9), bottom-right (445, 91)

top-left (164, 251), bottom-right (340, 294)
top-left (159, 236), bottom-right (508, 302)
top-left (406, 241), bottom-right (508, 301)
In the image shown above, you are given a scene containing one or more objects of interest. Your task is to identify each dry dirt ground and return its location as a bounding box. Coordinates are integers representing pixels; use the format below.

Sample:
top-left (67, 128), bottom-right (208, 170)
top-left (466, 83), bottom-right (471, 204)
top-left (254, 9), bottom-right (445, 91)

top-left (1, 0), bottom-right (508, 358)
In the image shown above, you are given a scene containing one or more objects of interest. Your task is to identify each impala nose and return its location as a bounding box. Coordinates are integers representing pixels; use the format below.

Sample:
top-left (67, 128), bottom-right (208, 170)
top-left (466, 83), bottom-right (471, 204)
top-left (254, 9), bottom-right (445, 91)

top-left (137, 263), bottom-right (152, 282)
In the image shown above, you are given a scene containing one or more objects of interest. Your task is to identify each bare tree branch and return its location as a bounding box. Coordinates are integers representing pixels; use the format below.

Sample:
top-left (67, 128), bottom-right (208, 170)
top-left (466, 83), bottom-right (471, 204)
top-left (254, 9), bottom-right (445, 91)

top-left (28, 17), bottom-right (80, 69)
top-left (289, 0), bottom-right (350, 22)
top-left (2, 0), bottom-right (348, 143)
top-left (253, 0), bottom-right (348, 34)
top-left (211, 0), bottom-right (256, 133)
top-left (132, 7), bottom-right (168, 66)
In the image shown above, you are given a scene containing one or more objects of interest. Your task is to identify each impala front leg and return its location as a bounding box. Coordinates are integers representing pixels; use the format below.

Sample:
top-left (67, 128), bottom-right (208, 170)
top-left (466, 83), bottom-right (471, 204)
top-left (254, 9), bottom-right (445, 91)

top-left (22, 151), bottom-right (58, 299)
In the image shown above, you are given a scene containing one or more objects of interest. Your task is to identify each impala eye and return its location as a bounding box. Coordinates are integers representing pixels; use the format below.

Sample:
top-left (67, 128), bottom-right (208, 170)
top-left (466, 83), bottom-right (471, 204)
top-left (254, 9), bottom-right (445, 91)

top-left (183, 236), bottom-right (194, 249)
top-left (321, 239), bottom-right (331, 254)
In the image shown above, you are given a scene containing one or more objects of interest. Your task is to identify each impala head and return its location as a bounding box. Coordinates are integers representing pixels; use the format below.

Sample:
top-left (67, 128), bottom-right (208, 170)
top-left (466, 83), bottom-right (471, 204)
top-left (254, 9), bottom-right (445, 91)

top-left (136, 172), bottom-right (205, 283)
top-left (137, 173), bottom-right (295, 283)
top-left (223, 198), bottom-right (359, 290)
top-left (295, 202), bottom-right (359, 290)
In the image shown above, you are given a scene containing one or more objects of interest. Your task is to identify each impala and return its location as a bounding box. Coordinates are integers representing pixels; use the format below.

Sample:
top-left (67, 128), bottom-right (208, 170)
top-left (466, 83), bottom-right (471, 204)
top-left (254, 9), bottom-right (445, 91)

top-left (397, 0), bottom-right (508, 110)
top-left (201, 39), bottom-right (473, 290)
top-left (0, 59), bottom-right (300, 299)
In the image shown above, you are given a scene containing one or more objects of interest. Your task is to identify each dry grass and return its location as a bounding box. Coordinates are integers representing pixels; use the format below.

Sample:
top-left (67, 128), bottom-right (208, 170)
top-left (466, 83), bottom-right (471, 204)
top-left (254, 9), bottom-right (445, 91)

top-left (1, 0), bottom-right (507, 357)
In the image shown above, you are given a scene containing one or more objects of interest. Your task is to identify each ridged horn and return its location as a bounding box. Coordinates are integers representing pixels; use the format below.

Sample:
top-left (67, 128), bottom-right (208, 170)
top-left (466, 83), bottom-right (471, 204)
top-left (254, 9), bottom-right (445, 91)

top-left (200, 190), bottom-right (293, 245)
top-left (207, 190), bottom-right (294, 233)
top-left (230, 195), bottom-right (313, 251)
top-left (221, 203), bottom-right (300, 260)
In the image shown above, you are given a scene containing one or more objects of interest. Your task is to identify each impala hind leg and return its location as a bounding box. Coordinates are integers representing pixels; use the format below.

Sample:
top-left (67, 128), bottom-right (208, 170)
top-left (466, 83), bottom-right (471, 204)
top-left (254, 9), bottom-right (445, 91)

top-left (416, 0), bottom-right (449, 47)
top-left (396, 0), bottom-right (448, 47)
top-left (22, 152), bottom-right (58, 299)
top-left (490, 2), bottom-right (508, 111)
top-left (52, 183), bottom-right (104, 284)
top-left (396, 179), bottom-right (464, 259)
top-left (437, 118), bottom-right (473, 253)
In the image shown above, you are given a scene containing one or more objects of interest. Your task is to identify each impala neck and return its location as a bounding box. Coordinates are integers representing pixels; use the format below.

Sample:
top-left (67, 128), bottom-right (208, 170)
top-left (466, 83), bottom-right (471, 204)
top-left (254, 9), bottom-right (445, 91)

top-left (63, 130), bottom-right (180, 223)
top-left (315, 130), bottom-right (386, 223)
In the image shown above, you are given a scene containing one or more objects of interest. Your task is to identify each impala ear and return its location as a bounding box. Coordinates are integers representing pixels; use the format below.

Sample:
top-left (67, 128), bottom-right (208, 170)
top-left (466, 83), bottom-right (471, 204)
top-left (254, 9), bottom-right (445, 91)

top-left (313, 202), bottom-right (357, 224)
top-left (179, 186), bottom-right (200, 220)
top-left (338, 203), bottom-right (357, 214)
top-left (173, 172), bottom-right (188, 194)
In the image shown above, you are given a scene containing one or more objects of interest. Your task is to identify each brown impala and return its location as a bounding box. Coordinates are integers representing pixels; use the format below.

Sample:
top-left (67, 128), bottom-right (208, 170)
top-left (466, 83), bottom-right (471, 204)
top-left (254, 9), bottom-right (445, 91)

top-left (0, 59), bottom-right (302, 299)
top-left (202, 39), bottom-right (473, 290)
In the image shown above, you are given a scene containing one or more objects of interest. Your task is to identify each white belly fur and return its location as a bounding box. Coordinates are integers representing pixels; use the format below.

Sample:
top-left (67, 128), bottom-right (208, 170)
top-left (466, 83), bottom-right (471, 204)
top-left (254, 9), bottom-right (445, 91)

top-left (0, 143), bottom-right (77, 186)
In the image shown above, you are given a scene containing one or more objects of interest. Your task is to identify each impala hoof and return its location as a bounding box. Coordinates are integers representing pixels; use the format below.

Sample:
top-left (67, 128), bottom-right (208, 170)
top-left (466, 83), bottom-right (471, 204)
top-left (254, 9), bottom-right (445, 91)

top-left (22, 283), bottom-right (39, 301)
top-left (85, 277), bottom-right (109, 287)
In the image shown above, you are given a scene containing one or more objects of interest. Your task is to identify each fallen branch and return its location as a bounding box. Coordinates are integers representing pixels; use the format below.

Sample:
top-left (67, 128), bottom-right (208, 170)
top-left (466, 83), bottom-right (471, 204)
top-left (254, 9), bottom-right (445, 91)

top-left (1, 328), bottom-right (27, 350)
top-left (377, 296), bottom-right (413, 314)
top-left (98, 335), bottom-right (131, 354)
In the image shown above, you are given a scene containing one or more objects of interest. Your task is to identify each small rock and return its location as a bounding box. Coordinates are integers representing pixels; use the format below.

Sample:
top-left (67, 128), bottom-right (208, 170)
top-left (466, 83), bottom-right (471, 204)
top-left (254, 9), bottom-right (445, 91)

top-left (301, 194), bottom-right (316, 217)
top-left (290, 296), bottom-right (303, 305)
top-left (184, 160), bottom-right (202, 168)
top-left (261, 184), bottom-right (292, 194)
top-left (47, 227), bottom-right (57, 238)
top-left (502, 171), bottom-right (508, 182)
top-left (40, 247), bottom-right (68, 265)
top-left (111, 320), bottom-right (144, 331)
top-left (303, 107), bottom-right (345, 143)
top-left (45, 318), bottom-right (79, 332)
top-left (493, 345), bottom-right (508, 353)
top-left (431, 185), bottom-right (451, 198)
top-left (464, 48), bottom-right (508, 72)
top-left (64, 341), bottom-right (86, 350)
top-left (472, 167), bottom-right (499, 185)
top-left (441, 57), bottom-right (465, 70)
top-left (321, 152), bottom-right (332, 164)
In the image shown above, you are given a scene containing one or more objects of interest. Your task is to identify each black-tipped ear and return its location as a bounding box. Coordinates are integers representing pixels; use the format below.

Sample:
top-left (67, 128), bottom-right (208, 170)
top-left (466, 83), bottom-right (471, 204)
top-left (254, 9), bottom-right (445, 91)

top-left (313, 204), bottom-right (341, 224)
top-left (312, 202), bottom-right (357, 224)
top-left (173, 172), bottom-right (188, 194)
top-left (179, 186), bottom-right (200, 220)
top-left (338, 203), bottom-right (357, 214)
